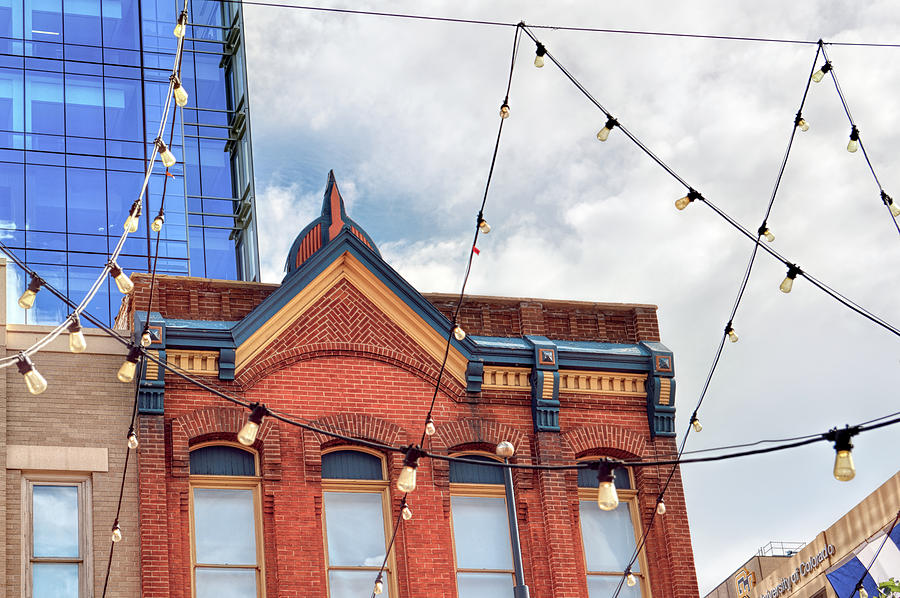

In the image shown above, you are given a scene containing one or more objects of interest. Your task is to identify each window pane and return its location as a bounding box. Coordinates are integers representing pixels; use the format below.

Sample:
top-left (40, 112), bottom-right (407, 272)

top-left (322, 451), bottom-right (383, 480)
top-left (449, 455), bottom-right (504, 485)
top-left (26, 163), bottom-right (65, 232)
top-left (587, 574), bottom-right (642, 598)
top-left (33, 485), bottom-right (79, 557)
top-left (579, 500), bottom-right (639, 573)
top-left (33, 563), bottom-right (78, 598)
top-left (578, 466), bottom-right (632, 489)
top-left (190, 446), bottom-right (255, 476)
top-left (457, 572), bottom-right (513, 598)
top-left (193, 488), bottom-right (256, 565)
top-left (324, 492), bottom-right (385, 567)
top-left (329, 570), bottom-right (390, 598)
top-left (451, 496), bottom-right (512, 570)
top-left (25, 71), bottom-right (64, 135)
top-left (195, 568), bottom-right (256, 598)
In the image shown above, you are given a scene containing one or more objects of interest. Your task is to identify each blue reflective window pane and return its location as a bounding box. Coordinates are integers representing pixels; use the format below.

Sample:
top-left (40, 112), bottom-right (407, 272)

top-left (69, 265), bottom-right (109, 325)
top-left (65, 74), bottom-right (103, 138)
top-left (25, 70), bottom-right (64, 134)
top-left (26, 0), bottom-right (63, 40)
top-left (0, 67), bottom-right (24, 132)
top-left (0, 161), bottom-right (25, 232)
top-left (63, 0), bottom-right (101, 45)
top-left (104, 77), bottom-right (141, 141)
top-left (189, 225), bottom-right (204, 277)
top-left (102, 0), bottom-right (139, 49)
top-left (0, 0), bottom-right (25, 40)
top-left (64, 44), bottom-right (102, 64)
top-left (33, 563), bottom-right (78, 598)
top-left (67, 167), bottom-right (107, 234)
top-left (25, 230), bottom-right (65, 249)
top-left (25, 163), bottom-right (65, 232)
top-left (202, 227), bottom-right (235, 280)
top-left (199, 139), bottom-right (231, 198)
top-left (33, 485), bottom-right (79, 557)
top-left (106, 169), bottom-right (142, 232)
top-left (28, 248), bottom-right (66, 264)
top-left (193, 52), bottom-right (226, 112)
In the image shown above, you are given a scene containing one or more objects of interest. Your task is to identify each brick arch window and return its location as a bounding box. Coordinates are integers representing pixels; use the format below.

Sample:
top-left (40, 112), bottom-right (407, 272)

top-left (577, 459), bottom-right (649, 597)
top-left (321, 448), bottom-right (396, 598)
top-left (449, 452), bottom-right (515, 598)
top-left (189, 443), bottom-right (265, 598)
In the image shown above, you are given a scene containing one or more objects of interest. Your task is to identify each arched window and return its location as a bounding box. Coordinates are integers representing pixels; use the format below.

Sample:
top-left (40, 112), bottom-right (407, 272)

top-left (321, 449), bottom-right (394, 598)
top-left (577, 460), bottom-right (648, 597)
top-left (449, 453), bottom-right (515, 598)
top-left (189, 444), bottom-right (264, 598)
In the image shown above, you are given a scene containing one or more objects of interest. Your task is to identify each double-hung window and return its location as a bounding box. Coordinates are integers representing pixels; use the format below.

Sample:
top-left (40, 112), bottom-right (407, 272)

top-left (322, 449), bottom-right (394, 598)
top-left (577, 464), bottom-right (648, 597)
top-left (26, 476), bottom-right (91, 598)
top-left (449, 454), bottom-right (515, 598)
top-left (190, 444), bottom-right (264, 598)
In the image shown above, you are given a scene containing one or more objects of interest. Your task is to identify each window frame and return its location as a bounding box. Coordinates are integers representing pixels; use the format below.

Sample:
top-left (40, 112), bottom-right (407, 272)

top-left (188, 442), bottom-right (266, 598)
top-left (576, 461), bottom-right (652, 597)
top-left (320, 446), bottom-right (397, 598)
top-left (448, 451), bottom-right (516, 595)
top-left (22, 473), bottom-right (93, 598)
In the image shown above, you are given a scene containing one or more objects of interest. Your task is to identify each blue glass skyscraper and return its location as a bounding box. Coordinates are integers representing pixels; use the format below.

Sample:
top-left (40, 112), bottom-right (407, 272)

top-left (0, 0), bottom-right (258, 325)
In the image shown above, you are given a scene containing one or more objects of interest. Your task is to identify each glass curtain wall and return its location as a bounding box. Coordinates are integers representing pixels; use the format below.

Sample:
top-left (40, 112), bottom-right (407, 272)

top-left (0, 0), bottom-right (257, 325)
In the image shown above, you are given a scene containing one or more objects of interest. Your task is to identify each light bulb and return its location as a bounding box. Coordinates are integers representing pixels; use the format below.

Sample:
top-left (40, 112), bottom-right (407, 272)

top-left (760, 227), bottom-right (775, 242)
top-left (797, 118), bottom-right (809, 132)
top-left (127, 430), bottom-right (139, 450)
top-left (692, 418), bottom-right (702, 433)
top-left (780, 264), bottom-right (800, 294)
top-left (238, 404), bottom-right (268, 446)
top-left (111, 524), bottom-right (122, 543)
top-left (675, 189), bottom-right (700, 211)
top-left (597, 480), bottom-right (619, 511)
top-left (117, 347), bottom-right (141, 383)
top-left (173, 11), bottom-right (187, 37)
top-left (402, 504), bottom-right (413, 520)
top-left (627, 573), bottom-right (637, 587)
top-left (109, 262), bottom-right (134, 294)
top-left (847, 126), bottom-right (859, 153)
top-left (68, 316), bottom-right (87, 353)
top-left (892, 204), bottom-right (900, 218)
top-left (453, 326), bottom-right (466, 341)
top-left (596, 117), bottom-right (616, 142)
top-left (424, 418), bottom-right (436, 436)
top-left (811, 62), bottom-right (831, 83)
top-left (534, 54), bottom-right (544, 68)
top-left (726, 326), bottom-right (738, 343)
top-left (397, 465), bottom-right (417, 493)
top-left (151, 213), bottom-right (165, 232)
top-left (500, 103), bottom-right (510, 119)
top-left (124, 200), bottom-right (141, 233)
top-left (158, 143), bottom-right (176, 168)
top-left (173, 83), bottom-right (188, 107)
top-left (141, 331), bottom-right (152, 347)
top-left (18, 276), bottom-right (42, 309)
top-left (656, 501), bottom-right (666, 515)
top-left (17, 355), bottom-right (48, 395)
top-left (833, 450), bottom-right (855, 482)
top-left (860, 588), bottom-right (868, 598)
top-left (534, 43), bottom-right (546, 68)
top-left (478, 218), bottom-right (491, 234)
top-left (374, 579), bottom-right (384, 595)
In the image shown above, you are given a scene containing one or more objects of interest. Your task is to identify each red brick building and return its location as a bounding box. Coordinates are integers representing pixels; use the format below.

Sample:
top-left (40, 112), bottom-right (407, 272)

top-left (118, 171), bottom-right (698, 598)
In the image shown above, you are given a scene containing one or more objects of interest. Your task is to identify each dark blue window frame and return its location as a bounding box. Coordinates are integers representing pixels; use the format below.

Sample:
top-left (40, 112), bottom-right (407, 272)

top-left (189, 445), bottom-right (256, 476)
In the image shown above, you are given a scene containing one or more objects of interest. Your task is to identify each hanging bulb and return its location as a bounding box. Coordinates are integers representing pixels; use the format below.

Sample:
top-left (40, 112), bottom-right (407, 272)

top-left (534, 42), bottom-right (546, 68)
top-left (691, 417), bottom-right (702, 433)
top-left (424, 417), bottom-right (436, 436)
top-left (117, 347), bottom-right (141, 383)
top-left (828, 426), bottom-right (857, 482)
top-left (656, 500), bottom-right (666, 515)
top-left (760, 228), bottom-right (775, 243)
top-left (155, 138), bottom-right (176, 168)
top-left (374, 575), bottom-right (384, 595)
top-left (675, 189), bottom-right (701, 211)
top-left (796, 117), bottom-right (809, 132)
top-left (596, 117), bottom-right (617, 142)
top-left (18, 276), bottom-right (43, 309)
top-left (108, 262), bottom-right (134, 294)
top-left (123, 200), bottom-right (141, 233)
top-left (238, 403), bottom-right (268, 446)
top-left (111, 523), bottom-right (122, 543)
top-left (596, 462), bottom-right (619, 511)
top-left (127, 428), bottom-right (139, 450)
top-left (401, 502), bottom-right (413, 520)
top-left (173, 10), bottom-right (188, 38)
top-left (68, 315), bottom-right (87, 353)
top-left (151, 212), bottom-right (165, 232)
top-left (779, 264), bottom-right (801, 294)
top-left (725, 324), bottom-right (738, 344)
top-left (882, 192), bottom-right (900, 218)
top-left (626, 573), bottom-right (637, 587)
top-left (17, 354), bottom-right (48, 395)
top-left (478, 218), bottom-right (491, 234)
top-left (140, 330), bottom-right (152, 347)
top-left (397, 446), bottom-right (423, 493)
top-left (499, 102), bottom-right (510, 119)
top-left (811, 61), bottom-right (832, 83)
top-left (453, 325), bottom-right (466, 341)
top-left (847, 126), bottom-right (859, 153)
top-left (859, 588), bottom-right (868, 598)
top-left (171, 74), bottom-right (189, 107)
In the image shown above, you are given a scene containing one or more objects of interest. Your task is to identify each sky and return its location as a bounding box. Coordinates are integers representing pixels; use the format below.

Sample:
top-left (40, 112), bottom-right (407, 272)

top-left (239, 1), bottom-right (900, 592)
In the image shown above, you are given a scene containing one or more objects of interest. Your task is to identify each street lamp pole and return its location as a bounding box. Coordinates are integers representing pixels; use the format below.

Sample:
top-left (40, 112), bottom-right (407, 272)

top-left (497, 441), bottom-right (530, 598)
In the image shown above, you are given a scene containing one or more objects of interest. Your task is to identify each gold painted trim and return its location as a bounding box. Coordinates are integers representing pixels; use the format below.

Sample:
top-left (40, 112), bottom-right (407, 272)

top-left (235, 252), bottom-right (467, 385)
top-left (146, 350), bottom-right (160, 379)
top-left (169, 350), bottom-right (219, 376)
top-left (658, 379), bottom-right (671, 406)
top-left (559, 370), bottom-right (647, 396)
top-left (482, 367), bottom-right (531, 391)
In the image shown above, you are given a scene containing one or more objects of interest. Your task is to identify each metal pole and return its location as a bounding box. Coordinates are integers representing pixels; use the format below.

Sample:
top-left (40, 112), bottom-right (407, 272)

top-left (503, 457), bottom-right (530, 598)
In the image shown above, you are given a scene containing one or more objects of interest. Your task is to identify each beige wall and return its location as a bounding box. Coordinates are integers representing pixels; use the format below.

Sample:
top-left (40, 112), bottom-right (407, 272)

top-left (1, 258), bottom-right (139, 596)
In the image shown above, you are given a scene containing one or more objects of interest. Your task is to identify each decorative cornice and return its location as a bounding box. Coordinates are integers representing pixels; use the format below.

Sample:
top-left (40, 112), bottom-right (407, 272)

top-left (482, 366), bottom-right (531, 391)
top-left (558, 370), bottom-right (647, 396)
top-left (168, 350), bottom-right (219, 376)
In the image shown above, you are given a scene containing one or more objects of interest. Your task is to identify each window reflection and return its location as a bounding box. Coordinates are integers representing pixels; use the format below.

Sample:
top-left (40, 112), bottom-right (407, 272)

top-left (29, 481), bottom-right (85, 598)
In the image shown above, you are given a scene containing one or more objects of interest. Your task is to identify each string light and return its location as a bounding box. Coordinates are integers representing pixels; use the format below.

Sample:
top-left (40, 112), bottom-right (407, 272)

top-left (155, 137), bottom-right (177, 168)
top-left (127, 427), bottom-right (139, 450)
top-left (847, 126), bottom-right (859, 153)
top-left (675, 188), bottom-right (701, 211)
top-left (691, 415), bottom-right (703, 433)
top-left (882, 191), bottom-right (900, 218)
top-left (123, 200), bottom-right (141, 233)
top-left (453, 325), bottom-right (466, 341)
top-left (500, 102), bottom-right (510, 119)
top-left (859, 587), bottom-right (869, 598)
top-left (478, 217), bottom-right (491, 234)
top-left (401, 498), bottom-right (413, 521)
top-left (108, 262), bottom-right (134, 294)
top-left (424, 416), bottom-right (436, 436)
top-left (827, 426), bottom-right (858, 482)
top-left (656, 500), bottom-right (666, 515)
top-left (374, 573), bottom-right (384, 595)
top-left (534, 42), bottom-right (546, 67)
top-left (238, 403), bottom-right (269, 446)
top-left (811, 60), bottom-right (832, 83)
top-left (779, 263), bottom-right (801, 294)
top-left (794, 112), bottom-right (809, 132)
top-left (111, 521), bottom-right (122, 543)
top-left (171, 74), bottom-right (189, 107)
top-left (173, 9), bottom-right (188, 38)
top-left (725, 323), bottom-right (738, 343)
top-left (758, 224), bottom-right (775, 243)
top-left (17, 354), bottom-right (48, 395)
top-left (17, 275), bottom-right (42, 310)
top-left (397, 446), bottom-right (424, 493)
top-left (67, 315), bottom-right (87, 353)
top-left (151, 211), bottom-right (165, 232)
top-left (595, 461), bottom-right (619, 511)
top-left (626, 572), bottom-right (637, 587)
top-left (117, 347), bottom-right (141, 383)
top-left (596, 117), bottom-right (617, 142)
